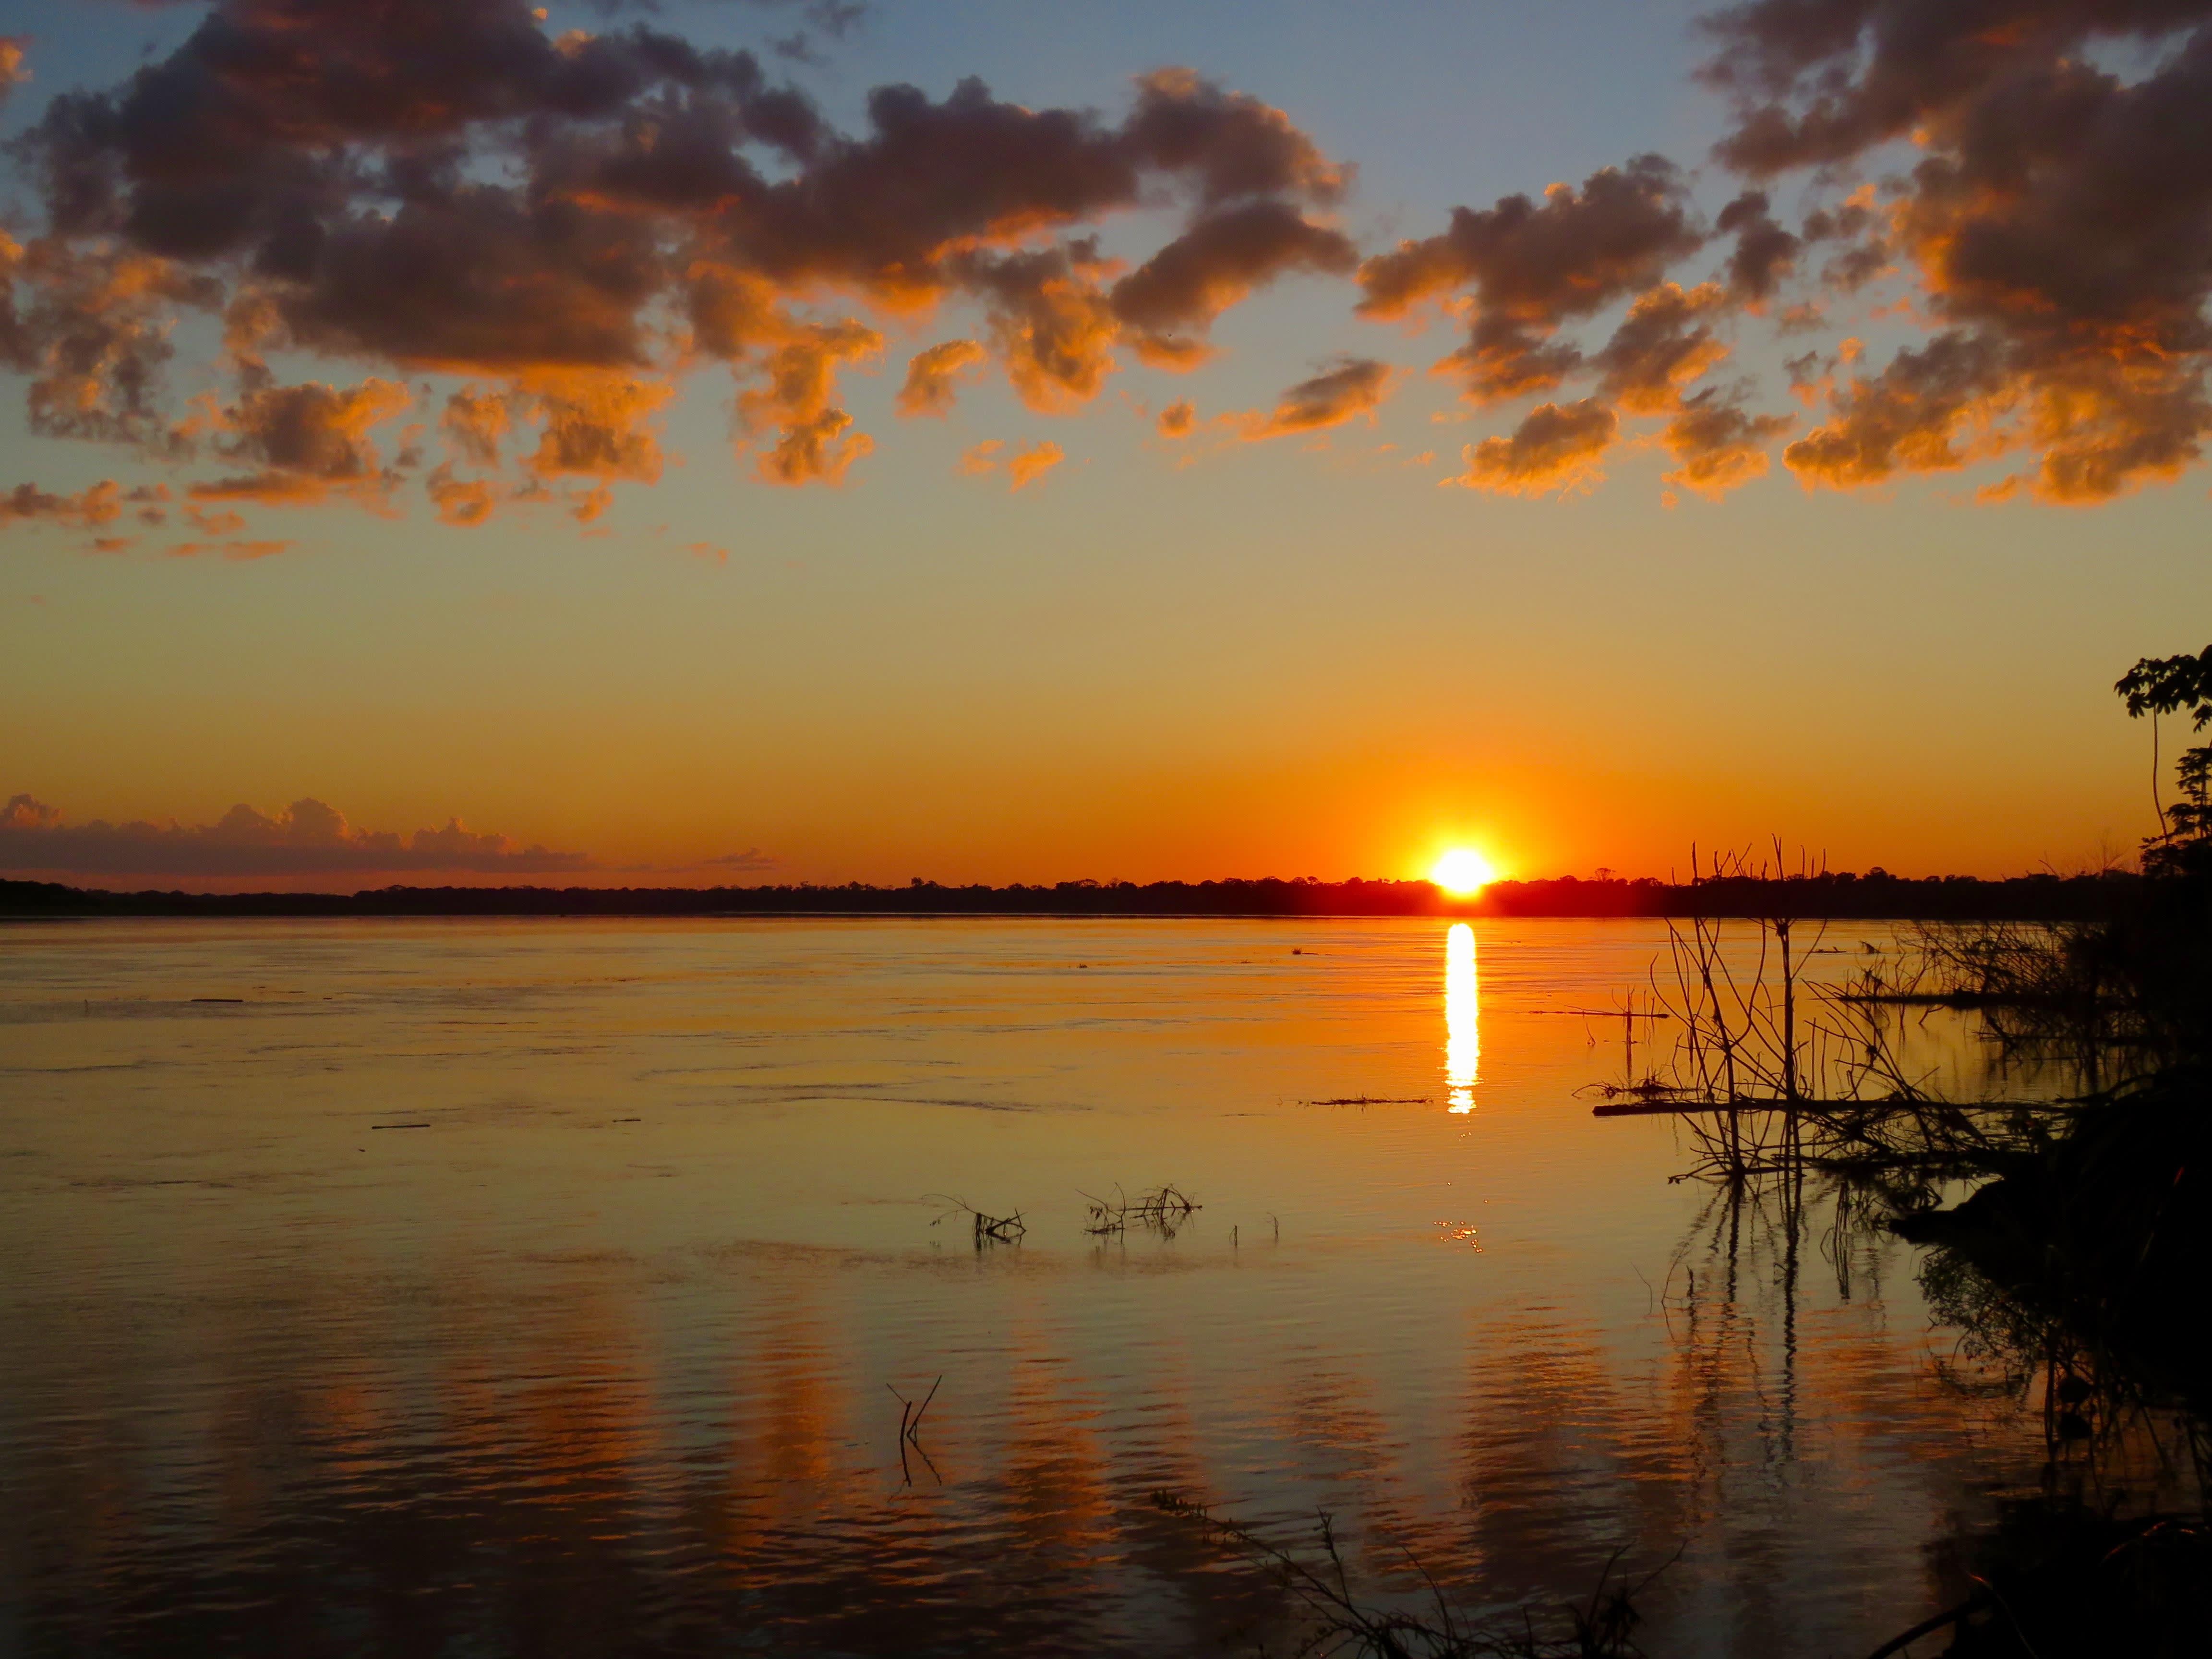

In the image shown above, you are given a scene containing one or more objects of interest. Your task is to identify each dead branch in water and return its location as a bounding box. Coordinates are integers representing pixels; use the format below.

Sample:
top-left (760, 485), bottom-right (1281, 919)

top-left (885, 1374), bottom-right (942, 1486)
top-left (924, 1194), bottom-right (1027, 1246)
top-left (1082, 1183), bottom-right (1201, 1238)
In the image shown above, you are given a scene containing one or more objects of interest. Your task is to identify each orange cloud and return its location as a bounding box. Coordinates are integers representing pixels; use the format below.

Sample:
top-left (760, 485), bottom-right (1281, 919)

top-left (1448, 398), bottom-right (1617, 496)
top-left (962, 244), bottom-right (1123, 413)
top-left (1005, 440), bottom-right (1064, 490)
top-left (523, 371), bottom-right (670, 483)
top-left (1237, 357), bottom-right (1393, 440)
top-left (1707, 0), bottom-right (2212, 501)
top-left (426, 463), bottom-right (499, 526)
top-left (895, 339), bottom-right (988, 417)
top-left (739, 322), bottom-right (883, 485)
top-left (961, 438), bottom-right (1064, 491)
top-left (193, 376), bottom-right (412, 505)
top-left (442, 386), bottom-right (512, 466)
top-left (0, 479), bottom-right (125, 528)
top-left (1662, 391), bottom-right (1792, 500)
top-left (165, 538), bottom-right (297, 560)
top-left (1591, 283), bottom-right (1730, 414)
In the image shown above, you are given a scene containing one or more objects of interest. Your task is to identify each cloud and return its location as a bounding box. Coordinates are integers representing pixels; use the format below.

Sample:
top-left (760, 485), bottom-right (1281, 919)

top-left (3, 5), bottom-right (1357, 516)
top-left (13, 0), bottom-right (2212, 516)
top-left (1110, 200), bottom-right (1357, 366)
top-left (523, 370), bottom-right (671, 483)
top-left (1358, 156), bottom-right (1704, 405)
top-left (1238, 356), bottom-right (1393, 440)
top-left (164, 538), bottom-right (297, 560)
top-left (1662, 389), bottom-right (1792, 500)
top-left (0, 37), bottom-right (26, 109)
top-left (1590, 282), bottom-right (1730, 414)
top-left (738, 320), bottom-right (882, 484)
top-left (1447, 398), bottom-right (1617, 497)
top-left (442, 386), bottom-right (512, 466)
top-left (1, 239), bottom-right (223, 450)
top-left (895, 339), bottom-right (987, 417)
top-left (0, 793), bottom-right (590, 878)
top-left (960, 438), bottom-right (1063, 490)
top-left (0, 479), bottom-right (125, 528)
top-left (1713, 190), bottom-right (1799, 303)
top-left (701, 845), bottom-right (776, 871)
top-left (1702, 0), bottom-right (2212, 500)
top-left (1157, 398), bottom-right (1196, 438)
top-left (1004, 440), bottom-right (1064, 490)
top-left (959, 242), bottom-right (1124, 413)
top-left (189, 376), bottom-right (412, 505)
top-left (427, 465), bottom-right (499, 525)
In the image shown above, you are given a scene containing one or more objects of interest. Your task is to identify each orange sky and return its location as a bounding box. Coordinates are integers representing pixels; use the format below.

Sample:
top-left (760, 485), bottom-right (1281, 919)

top-left (2, 0), bottom-right (2206, 889)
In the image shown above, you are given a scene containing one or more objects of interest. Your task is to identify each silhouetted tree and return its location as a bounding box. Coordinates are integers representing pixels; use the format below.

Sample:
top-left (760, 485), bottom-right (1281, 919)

top-left (2117, 645), bottom-right (2212, 877)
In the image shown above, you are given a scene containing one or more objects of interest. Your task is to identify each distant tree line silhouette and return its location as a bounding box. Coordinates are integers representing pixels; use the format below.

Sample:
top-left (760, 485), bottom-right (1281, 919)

top-left (0, 869), bottom-right (2135, 921)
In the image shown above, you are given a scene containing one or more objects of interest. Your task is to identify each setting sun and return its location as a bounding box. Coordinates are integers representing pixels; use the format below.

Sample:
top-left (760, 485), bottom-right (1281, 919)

top-left (1429, 849), bottom-right (1497, 895)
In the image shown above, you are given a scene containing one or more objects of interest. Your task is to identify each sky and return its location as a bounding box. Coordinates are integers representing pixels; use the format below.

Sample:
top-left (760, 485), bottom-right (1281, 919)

top-left (2, 0), bottom-right (2210, 890)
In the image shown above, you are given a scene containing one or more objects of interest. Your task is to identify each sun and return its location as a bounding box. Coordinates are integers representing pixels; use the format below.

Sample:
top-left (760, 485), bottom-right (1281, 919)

top-left (1430, 849), bottom-right (1497, 896)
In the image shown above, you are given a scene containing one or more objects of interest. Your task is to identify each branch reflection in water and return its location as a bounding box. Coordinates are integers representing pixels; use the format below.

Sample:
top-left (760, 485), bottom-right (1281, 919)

top-left (1445, 921), bottom-right (1480, 1112)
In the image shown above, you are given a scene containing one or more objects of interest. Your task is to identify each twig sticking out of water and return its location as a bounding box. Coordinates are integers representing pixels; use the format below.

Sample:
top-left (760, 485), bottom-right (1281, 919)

top-left (885, 1375), bottom-right (942, 1486)
top-left (1082, 1183), bottom-right (1201, 1239)
top-left (1150, 1491), bottom-right (1670, 1657)
top-left (925, 1194), bottom-right (1027, 1247)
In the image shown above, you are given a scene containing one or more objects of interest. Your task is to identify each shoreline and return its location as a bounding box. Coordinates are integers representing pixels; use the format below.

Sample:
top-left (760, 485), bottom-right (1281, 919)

top-left (0, 872), bottom-right (2133, 923)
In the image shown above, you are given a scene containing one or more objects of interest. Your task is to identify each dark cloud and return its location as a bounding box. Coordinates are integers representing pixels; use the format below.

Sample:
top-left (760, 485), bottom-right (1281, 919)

top-left (15, 0), bottom-right (2212, 516)
top-left (1357, 156), bottom-right (1704, 405)
top-left (1238, 357), bottom-right (1392, 440)
top-left (1111, 200), bottom-right (1357, 367)
top-left (1714, 189), bottom-right (1798, 302)
top-left (0, 479), bottom-right (125, 527)
top-left (1703, 0), bottom-right (2212, 500)
top-left (0, 793), bottom-right (590, 878)
top-left (1, 238), bottom-right (222, 450)
top-left (3, 2), bottom-right (1355, 510)
top-left (190, 377), bottom-right (411, 505)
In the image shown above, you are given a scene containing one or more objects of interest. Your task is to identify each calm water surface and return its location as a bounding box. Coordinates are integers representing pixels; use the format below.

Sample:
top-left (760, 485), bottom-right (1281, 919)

top-left (0, 918), bottom-right (2089, 1656)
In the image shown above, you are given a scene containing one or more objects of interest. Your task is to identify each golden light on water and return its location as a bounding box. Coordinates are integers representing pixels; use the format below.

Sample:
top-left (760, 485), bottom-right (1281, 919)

top-left (1430, 849), bottom-right (1497, 896)
top-left (1444, 921), bottom-right (1479, 1113)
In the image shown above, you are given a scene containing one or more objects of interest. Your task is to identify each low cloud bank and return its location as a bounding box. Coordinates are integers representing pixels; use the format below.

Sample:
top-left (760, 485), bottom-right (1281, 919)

top-left (0, 793), bottom-right (590, 878)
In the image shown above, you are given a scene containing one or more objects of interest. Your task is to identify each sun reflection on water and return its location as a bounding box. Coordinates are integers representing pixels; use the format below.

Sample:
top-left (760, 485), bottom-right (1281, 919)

top-left (1444, 921), bottom-right (1479, 1112)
